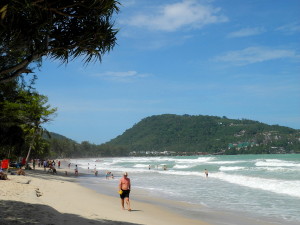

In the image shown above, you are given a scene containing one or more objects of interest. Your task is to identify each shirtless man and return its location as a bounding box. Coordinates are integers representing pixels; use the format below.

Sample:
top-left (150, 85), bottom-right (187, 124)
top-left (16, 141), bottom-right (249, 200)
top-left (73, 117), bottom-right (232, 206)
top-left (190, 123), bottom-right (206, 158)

top-left (119, 172), bottom-right (131, 211)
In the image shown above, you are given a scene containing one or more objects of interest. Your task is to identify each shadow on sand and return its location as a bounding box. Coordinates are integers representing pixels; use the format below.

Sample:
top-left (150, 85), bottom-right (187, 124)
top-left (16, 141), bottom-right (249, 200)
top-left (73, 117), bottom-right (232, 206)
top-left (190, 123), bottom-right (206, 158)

top-left (0, 200), bottom-right (141, 225)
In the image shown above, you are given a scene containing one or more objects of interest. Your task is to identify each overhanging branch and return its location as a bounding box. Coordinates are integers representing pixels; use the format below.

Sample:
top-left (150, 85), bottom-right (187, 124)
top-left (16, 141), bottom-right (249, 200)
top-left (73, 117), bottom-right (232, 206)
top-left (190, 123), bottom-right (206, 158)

top-left (0, 52), bottom-right (46, 83)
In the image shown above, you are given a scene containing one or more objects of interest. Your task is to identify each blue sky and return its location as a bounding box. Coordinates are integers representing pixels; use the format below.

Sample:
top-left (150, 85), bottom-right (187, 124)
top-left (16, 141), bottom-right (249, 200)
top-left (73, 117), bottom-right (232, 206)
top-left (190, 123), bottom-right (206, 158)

top-left (36, 0), bottom-right (300, 144)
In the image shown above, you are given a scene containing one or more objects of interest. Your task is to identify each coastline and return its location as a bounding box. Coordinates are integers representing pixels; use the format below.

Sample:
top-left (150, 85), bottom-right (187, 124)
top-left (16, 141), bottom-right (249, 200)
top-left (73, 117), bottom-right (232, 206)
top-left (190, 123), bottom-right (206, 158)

top-left (0, 165), bottom-right (209, 225)
top-left (1, 159), bottom-right (297, 225)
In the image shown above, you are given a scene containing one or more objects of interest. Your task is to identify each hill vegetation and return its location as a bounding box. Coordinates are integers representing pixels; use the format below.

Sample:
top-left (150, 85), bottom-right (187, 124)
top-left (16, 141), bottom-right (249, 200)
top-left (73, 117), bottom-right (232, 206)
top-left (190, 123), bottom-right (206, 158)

top-left (47, 114), bottom-right (300, 157)
top-left (107, 114), bottom-right (300, 155)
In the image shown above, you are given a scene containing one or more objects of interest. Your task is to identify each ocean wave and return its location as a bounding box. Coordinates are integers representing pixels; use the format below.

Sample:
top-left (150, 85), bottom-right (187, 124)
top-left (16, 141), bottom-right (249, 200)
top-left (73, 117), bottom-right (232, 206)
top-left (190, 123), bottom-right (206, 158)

top-left (158, 170), bottom-right (203, 176)
top-left (109, 156), bottom-right (216, 164)
top-left (175, 157), bottom-right (215, 163)
top-left (212, 172), bottom-right (300, 198)
top-left (112, 157), bottom-right (178, 163)
top-left (207, 160), bottom-right (247, 165)
top-left (219, 166), bottom-right (246, 171)
top-left (133, 164), bottom-right (150, 168)
top-left (256, 166), bottom-right (300, 172)
top-left (173, 164), bottom-right (194, 169)
top-left (255, 159), bottom-right (300, 168)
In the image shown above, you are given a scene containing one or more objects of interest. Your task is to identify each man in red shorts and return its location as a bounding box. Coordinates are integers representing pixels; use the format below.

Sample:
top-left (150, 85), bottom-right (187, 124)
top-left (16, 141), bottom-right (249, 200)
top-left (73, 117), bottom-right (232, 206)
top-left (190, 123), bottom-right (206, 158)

top-left (119, 172), bottom-right (131, 211)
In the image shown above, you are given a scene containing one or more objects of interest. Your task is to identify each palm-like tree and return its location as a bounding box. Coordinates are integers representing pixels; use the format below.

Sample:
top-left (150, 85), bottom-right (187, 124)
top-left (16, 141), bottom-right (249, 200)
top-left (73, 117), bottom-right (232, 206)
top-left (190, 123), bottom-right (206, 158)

top-left (0, 0), bottom-right (120, 83)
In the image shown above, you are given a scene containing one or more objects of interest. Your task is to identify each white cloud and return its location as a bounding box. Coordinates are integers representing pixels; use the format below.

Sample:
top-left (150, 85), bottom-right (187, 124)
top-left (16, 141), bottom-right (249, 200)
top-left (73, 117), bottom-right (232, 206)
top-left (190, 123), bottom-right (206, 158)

top-left (92, 70), bottom-right (149, 82)
top-left (122, 0), bottom-right (136, 7)
top-left (100, 71), bottom-right (138, 77)
top-left (215, 46), bottom-right (298, 65)
top-left (228, 27), bottom-right (265, 38)
top-left (125, 0), bottom-right (228, 32)
top-left (276, 22), bottom-right (300, 35)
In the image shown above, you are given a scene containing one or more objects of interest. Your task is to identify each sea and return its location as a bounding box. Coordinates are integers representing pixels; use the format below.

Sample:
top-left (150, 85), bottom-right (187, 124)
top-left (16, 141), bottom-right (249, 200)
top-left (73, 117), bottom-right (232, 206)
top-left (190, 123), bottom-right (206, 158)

top-left (69, 154), bottom-right (300, 225)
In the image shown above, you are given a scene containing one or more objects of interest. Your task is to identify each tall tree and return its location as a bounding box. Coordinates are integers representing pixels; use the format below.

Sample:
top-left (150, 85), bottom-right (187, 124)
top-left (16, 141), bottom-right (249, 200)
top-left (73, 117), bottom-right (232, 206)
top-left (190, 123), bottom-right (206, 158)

top-left (0, 80), bottom-right (25, 158)
top-left (1, 86), bottom-right (56, 161)
top-left (19, 91), bottom-right (57, 162)
top-left (0, 0), bottom-right (120, 83)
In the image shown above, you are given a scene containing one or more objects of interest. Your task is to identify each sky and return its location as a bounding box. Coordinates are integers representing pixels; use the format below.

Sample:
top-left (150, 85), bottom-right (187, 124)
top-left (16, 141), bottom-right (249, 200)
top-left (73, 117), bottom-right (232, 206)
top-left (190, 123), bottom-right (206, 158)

top-left (35, 0), bottom-right (300, 144)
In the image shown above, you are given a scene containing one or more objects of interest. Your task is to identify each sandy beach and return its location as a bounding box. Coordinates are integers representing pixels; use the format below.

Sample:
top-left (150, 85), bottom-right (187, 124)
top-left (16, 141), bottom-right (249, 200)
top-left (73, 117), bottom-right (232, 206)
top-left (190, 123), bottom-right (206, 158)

top-left (0, 165), bottom-right (209, 225)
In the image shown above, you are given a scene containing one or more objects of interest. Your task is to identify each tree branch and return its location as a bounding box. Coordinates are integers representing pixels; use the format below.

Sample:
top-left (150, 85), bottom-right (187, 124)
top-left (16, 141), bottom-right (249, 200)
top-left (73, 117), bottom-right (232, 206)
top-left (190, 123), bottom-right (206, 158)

top-left (0, 52), bottom-right (46, 83)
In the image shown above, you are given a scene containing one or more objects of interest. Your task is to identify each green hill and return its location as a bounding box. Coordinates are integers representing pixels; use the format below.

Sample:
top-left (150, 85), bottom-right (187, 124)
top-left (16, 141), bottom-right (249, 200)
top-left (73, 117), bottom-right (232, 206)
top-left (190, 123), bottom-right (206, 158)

top-left (44, 132), bottom-right (75, 141)
top-left (106, 114), bottom-right (300, 155)
top-left (45, 114), bottom-right (300, 157)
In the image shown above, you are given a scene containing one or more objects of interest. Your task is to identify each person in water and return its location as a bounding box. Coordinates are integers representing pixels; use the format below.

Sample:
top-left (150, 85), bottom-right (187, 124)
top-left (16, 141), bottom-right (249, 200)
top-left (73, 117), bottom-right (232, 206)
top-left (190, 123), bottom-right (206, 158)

top-left (119, 172), bottom-right (131, 211)
top-left (204, 169), bottom-right (208, 178)
top-left (75, 165), bottom-right (78, 176)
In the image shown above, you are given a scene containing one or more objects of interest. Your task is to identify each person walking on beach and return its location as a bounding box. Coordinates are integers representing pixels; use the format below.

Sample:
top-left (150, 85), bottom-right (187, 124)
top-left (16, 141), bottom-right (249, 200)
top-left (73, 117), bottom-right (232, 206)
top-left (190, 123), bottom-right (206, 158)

top-left (119, 172), bottom-right (131, 211)
top-left (204, 169), bottom-right (208, 178)
top-left (43, 160), bottom-right (47, 171)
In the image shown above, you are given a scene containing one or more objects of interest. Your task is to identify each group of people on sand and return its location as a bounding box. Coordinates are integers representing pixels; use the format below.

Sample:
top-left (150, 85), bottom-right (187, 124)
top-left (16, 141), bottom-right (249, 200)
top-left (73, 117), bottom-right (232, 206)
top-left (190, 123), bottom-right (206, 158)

top-left (0, 168), bottom-right (25, 179)
top-left (30, 159), bottom-right (61, 171)
top-left (0, 162), bottom-right (27, 179)
top-left (42, 159), bottom-right (60, 174)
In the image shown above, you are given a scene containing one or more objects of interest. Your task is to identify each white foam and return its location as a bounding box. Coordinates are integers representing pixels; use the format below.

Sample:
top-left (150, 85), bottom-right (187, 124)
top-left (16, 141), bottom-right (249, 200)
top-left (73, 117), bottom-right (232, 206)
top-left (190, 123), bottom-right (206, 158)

top-left (133, 164), bottom-right (149, 168)
top-left (159, 170), bottom-right (202, 176)
top-left (174, 157), bottom-right (215, 163)
top-left (256, 166), bottom-right (300, 172)
top-left (173, 164), bottom-right (195, 169)
top-left (173, 164), bottom-right (193, 169)
top-left (207, 160), bottom-right (247, 165)
top-left (213, 172), bottom-right (300, 198)
top-left (255, 159), bottom-right (300, 167)
top-left (219, 166), bottom-right (246, 171)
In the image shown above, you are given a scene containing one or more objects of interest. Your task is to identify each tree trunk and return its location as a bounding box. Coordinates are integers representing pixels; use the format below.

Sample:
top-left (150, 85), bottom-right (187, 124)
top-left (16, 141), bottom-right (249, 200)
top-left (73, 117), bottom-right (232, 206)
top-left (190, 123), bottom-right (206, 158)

top-left (25, 133), bottom-right (36, 164)
top-left (25, 141), bottom-right (33, 164)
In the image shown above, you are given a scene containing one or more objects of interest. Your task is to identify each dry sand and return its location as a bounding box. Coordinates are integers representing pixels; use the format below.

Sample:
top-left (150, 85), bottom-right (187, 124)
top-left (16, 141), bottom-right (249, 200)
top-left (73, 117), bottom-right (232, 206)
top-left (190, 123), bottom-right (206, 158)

top-left (0, 166), bottom-right (210, 225)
